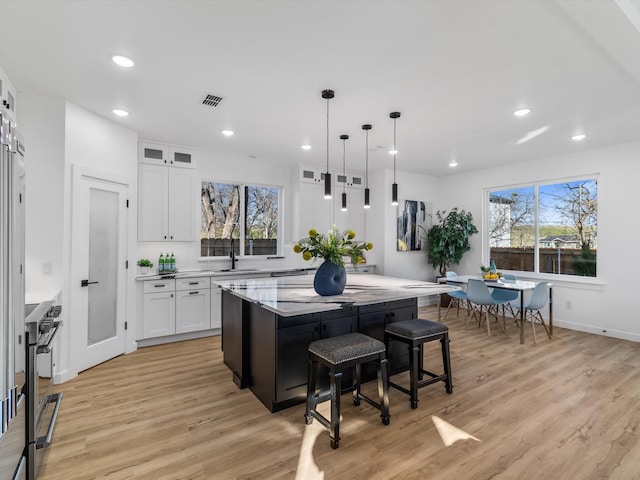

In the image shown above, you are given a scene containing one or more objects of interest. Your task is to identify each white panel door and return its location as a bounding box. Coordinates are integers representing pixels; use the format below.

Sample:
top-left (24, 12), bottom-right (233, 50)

top-left (71, 166), bottom-right (128, 373)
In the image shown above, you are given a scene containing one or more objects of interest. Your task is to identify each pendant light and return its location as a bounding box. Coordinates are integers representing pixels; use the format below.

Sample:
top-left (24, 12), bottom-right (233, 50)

top-left (340, 134), bottom-right (349, 211)
top-left (322, 90), bottom-right (335, 199)
top-left (390, 112), bottom-right (401, 206)
top-left (362, 124), bottom-right (372, 208)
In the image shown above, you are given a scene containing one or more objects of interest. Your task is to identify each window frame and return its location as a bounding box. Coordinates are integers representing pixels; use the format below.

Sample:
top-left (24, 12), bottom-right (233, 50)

top-left (200, 179), bottom-right (283, 259)
top-left (484, 174), bottom-right (598, 280)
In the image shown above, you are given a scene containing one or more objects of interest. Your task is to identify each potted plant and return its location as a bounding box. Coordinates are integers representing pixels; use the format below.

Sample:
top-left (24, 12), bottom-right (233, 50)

top-left (137, 259), bottom-right (154, 275)
top-left (427, 208), bottom-right (478, 277)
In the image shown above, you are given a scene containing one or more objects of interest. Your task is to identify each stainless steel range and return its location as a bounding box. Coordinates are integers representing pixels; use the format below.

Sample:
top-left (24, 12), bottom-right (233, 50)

top-left (24, 303), bottom-right (63, 480)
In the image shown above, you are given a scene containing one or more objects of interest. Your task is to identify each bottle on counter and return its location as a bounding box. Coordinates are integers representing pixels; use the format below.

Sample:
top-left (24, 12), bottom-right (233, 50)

top-left (159, 253), bottom-right (165, 273)
top-left (170, 252), bottom-right (176, 271)
top-left (490, 258), bottom-right (497, 273)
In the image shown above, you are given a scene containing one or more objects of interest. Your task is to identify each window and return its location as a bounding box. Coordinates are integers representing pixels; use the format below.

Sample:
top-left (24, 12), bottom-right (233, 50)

top-left (201, 181), bottom-right (280, 257)
top-left (488, 178), bottom-right (597, 277)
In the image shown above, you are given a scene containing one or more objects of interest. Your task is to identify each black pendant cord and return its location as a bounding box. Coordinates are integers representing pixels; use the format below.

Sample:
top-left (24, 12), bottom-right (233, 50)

top-left (365, 129), bottom-right (369, 188)
top-left (390, 112), bottom-right (401, 205)
top-left (322, 90), bottom-right (334, 199)
top-left (362, 124), bottom-right (372, 209)
top-left (340, 134), bottom-right (349, 211)
top-left (393, 117), bottom-right (397, 184)
top-left (326, 97), bottom-right (330, 174)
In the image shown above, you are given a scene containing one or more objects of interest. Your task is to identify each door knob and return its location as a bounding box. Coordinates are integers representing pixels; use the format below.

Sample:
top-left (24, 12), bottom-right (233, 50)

top-left (80, 279), bottom-right (99, 287)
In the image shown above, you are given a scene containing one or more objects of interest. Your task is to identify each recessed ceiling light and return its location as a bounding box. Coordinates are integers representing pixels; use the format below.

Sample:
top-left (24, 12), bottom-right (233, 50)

top-left (111, 55), bottom-right (135, 68)
top-left (112, 109), bottom-right (129, 117)
top-left (222, 130), bottom-right (234, 137)
top-left (571, 133), bottom-right (586, 141)
top-left (449, 159), bottom-right (458, 167)
top-left (301, 144), bottom-right (311, 150)
top-left (513, 108), bottom-right (531, 117)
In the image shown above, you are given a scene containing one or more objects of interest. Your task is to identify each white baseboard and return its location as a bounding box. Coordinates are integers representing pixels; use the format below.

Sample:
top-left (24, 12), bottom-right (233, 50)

top-left (137, 328), bottom-right (221, 348)
top-left (552, 319), bottom-right (640, 343)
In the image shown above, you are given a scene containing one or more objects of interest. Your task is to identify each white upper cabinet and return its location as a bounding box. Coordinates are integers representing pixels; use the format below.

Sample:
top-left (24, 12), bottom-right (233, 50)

top-left (297, 165), bottom-right (366, 240)
top-left (137, 141), bottom-right (196, 242)
top-left (139, 142), bottom-right (196, 169)
top-left (139, 143), bottom-right (170, 166)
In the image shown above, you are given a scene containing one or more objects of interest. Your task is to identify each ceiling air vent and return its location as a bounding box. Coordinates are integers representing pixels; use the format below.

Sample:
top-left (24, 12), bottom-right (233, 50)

top-left (202, 94), bottom-right (223, 107)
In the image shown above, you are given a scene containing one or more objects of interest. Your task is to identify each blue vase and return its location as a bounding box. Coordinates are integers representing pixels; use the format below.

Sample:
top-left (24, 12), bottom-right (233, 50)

top-left (314, 260), bottom-right (347, 296)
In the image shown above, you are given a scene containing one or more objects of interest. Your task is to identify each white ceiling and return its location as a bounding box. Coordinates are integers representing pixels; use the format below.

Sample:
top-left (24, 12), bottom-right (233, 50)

top-left (2, 0), bottom-right (640, 177)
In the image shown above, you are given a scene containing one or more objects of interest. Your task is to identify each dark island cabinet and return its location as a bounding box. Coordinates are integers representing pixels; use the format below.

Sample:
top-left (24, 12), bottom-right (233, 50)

top-left (221, 290), bottom-right (249, 388)
top-left (358, 298), bottom-right (417, 379)
top-left (223, 294), bottom-right (417, 412)
top-left (249, 304), bottom-right (358, 412)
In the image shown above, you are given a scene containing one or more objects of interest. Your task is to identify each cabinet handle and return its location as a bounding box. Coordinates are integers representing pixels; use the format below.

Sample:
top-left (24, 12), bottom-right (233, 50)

top-left (164, 235), bottom-right (167, 239)
top-left (170, 235), bottom-right (173, 239)
top-left (154, 284), bottom-right (166, 288)
top-left (188, 282), bottom-right (199, 285)
top-left (322, 324), bottom-right (327, 331)
top-left (170, 294), bottom-right (174, 298)
top-left (189, 291), bottom-right (199, 295)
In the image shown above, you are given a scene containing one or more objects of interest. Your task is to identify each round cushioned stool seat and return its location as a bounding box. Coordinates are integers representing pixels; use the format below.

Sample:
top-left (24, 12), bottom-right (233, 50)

top-left (308, 332), bottom-right (385, 366)
top-left (385, 318), bottom-right (448, 340)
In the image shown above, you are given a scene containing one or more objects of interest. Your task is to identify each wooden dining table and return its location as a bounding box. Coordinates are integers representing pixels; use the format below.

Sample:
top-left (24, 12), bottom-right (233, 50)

top-left (443, 275), bottom-right (553, 344)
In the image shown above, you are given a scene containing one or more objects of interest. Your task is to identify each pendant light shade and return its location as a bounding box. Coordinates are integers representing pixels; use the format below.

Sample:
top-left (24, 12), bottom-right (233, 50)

top-left (390, 112), bottom-right (401, 206)
top-left (322, 90), bottom-right (335, 199)
top-left (340, 134), bottom-right (349, 211)
top-left (362, 124), bottom-right (372, 209)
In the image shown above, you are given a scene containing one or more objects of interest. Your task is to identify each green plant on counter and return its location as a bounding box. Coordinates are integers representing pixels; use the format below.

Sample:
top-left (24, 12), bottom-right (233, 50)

top-left (293, 226), bottom-right (372, 268)
top-left (137, 259), bottom-right (154, 268)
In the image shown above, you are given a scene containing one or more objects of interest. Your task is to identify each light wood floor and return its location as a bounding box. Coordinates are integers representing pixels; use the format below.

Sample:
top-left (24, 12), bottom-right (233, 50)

top-left (39, 306), bottom-right (640, 480)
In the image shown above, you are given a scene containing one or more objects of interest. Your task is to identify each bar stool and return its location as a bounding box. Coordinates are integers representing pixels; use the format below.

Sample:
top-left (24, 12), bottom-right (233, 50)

top-left (305, 332), bottom-right (390, 449)
top-left (385, 319), bottom-right (453, 409)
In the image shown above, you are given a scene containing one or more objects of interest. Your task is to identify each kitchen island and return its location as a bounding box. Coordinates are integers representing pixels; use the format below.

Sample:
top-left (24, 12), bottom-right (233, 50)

top-left (217, 274), bottom-right (456, 412)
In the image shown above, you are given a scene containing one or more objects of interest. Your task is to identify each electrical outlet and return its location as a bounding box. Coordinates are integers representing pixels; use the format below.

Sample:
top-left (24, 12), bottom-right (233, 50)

top-left (565, 300), bottom-right (572, 310)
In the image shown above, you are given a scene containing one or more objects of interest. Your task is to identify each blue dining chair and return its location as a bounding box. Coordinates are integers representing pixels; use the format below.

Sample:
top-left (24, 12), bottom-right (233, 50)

top-left (466, 278), bottom-right (506, 336)
top-left (491, 274), bottom-right (518, 319)
top-left (443, 271), bottom-right (468, 321)
top-left (523, 282), bottom-right (551, 343)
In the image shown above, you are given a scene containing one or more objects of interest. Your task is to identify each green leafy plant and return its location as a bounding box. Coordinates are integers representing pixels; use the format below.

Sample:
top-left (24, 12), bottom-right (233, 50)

top-left (427, 208), bottom-right (478, 277)
top-left (294, 226), bottom-right (372, 268)
top-left (137, 259), bottom-right (153, 268)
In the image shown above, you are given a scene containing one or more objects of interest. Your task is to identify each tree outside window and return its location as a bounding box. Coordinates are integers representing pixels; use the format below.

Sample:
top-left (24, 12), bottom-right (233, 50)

top-left (488, 179), bottom-right (597, 277)
top-left (201, 181), bottom-right (279, 257)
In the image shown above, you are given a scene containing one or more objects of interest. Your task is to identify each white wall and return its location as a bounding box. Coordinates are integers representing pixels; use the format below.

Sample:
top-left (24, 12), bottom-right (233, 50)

top-left (367, 167), bottom-right (438, 281)
top-left (431, 141), bottom-right (640, 341)
top-left (61, 103), bottom-right (138, 382)
top-left (19, 94), bottom-right (66, 300)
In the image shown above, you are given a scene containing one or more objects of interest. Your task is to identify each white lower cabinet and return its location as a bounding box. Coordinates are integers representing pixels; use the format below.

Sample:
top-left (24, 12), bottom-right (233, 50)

top-left (176, 278), bottom-right (211, 334)
top-left (141, 277), bottom-right (211, 339)
top-left (142, 279), bottom-right (176, 338)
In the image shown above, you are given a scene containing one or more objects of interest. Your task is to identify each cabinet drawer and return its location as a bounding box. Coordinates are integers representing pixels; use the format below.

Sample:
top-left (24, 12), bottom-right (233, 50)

top-left (176, 277), bottom-right (209, 291)
top-left (143, 279), bottom-right (175, 293)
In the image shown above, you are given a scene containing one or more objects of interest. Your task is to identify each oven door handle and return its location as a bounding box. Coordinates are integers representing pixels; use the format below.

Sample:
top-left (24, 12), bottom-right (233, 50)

top-left (36, 322), bottom-right (62, 354)
top-left (36, 392), bottom-right (63, 450)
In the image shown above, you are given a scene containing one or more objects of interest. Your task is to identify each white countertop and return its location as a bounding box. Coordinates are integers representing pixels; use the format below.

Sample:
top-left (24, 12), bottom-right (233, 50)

top-left (134, 264), bottom-right (375, 281)
top-left (216, 274), bottom-right (457, 317)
